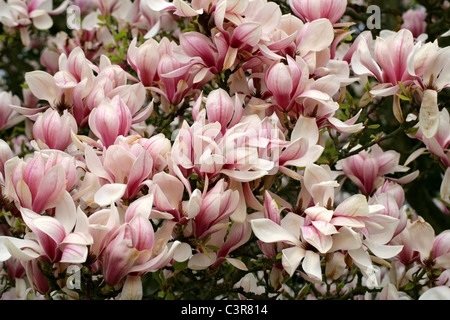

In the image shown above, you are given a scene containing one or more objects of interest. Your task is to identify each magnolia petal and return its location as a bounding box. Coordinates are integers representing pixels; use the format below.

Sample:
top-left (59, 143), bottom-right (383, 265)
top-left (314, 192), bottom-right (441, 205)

top-left (120, 275), bottom-right (143, 300)
top-left (0, 237), bottom-right (42, 262)
top-left (302, 225), bottom-right (332, 254)
top-left (302, 250), bottom-right (322, 281)
top-left (363, 238), bottom-right (403, 259)
top-left (297, 19), bottom-right (334, 55)
top-left (419, 89), bottom-right (439, 139)
top-left (334, 194), bottom-right (370, 217)
top-left (220, 169), bottom-right (268, 182)
top-left (31, 11), bottom-right (53, 30)
top-left (419, 286), bottom-right (450, 300)
top-left (328, 116), bottom-right (364, 134)
top-left (172, 242), bottom-right (192, 262)
top-left (84, 146), bottom-right (112, 182)
top-left (441, 168), bottom-right (450, 202)
top-left (251, 218), bottom-right (301, 246)
top-left (186, 189), bottom-right (202, 219)
top-left (348, 247), bottom-right (373, 272)
top-left (153, 171), bottom-right (185, 209)
top-left (173, 0), bottom-right (203, 17)
top-left (94, 183), bottom-right (127, 207)
top-left (24, 71), bottom-right (59, 106)
top-left (54, 191), bottom-right (77, 235)
top-left (226, 258), bottom-right (248, 271)
top-left (280, 212), bottom-right (304, 240)
top-left (60, 243), bottom-right (88, 263)
top-left (331, 227), bottom-right (362, 253)
top-left (229, 180), bottom-right (247, 223)
top-left (187, 252), bottom-right (217, 270)
top-left (408, 218), bottom-right (435, 261)
top-left (282, 246), bottom-right (306, 277)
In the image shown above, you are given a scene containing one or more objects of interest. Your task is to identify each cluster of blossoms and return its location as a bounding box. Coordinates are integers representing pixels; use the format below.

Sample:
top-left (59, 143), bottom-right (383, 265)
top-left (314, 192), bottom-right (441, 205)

top-left (0, 0), bottom-right (449, 300)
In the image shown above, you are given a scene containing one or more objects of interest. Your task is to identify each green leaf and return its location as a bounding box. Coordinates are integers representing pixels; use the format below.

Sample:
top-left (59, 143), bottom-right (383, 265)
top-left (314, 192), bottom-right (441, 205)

top-left (404, 282), bottom-right (415, 291)
top-left (398, 81), bottom-right (407, 95)
top-left (396, 93), bottom-right (411, 102)
top-left (367, 124), bottom-right (380, 129)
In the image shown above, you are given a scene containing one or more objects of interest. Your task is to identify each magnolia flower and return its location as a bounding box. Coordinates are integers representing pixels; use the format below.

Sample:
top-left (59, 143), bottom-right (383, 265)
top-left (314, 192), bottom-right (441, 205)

top-left (24, 47), bottom-right (96, 124)
top-left (392, 217), bottom-right (450, 271)
top-left (84, 142), bottom-right (153, 202)
top-left (191, 179), bottom-right (240, 239)
top-left (409, 108), bottom-right (450, 167)
top-left (4, 151), bottom-right (77, 213)
top-left (336, 144), bottom-right (419, 196)
top-left (88, 96), bottom-right (132, 148)
top-left (0, 191), bottom-right (93, 265)
top-left (252, 162), bottom-right (403, 281)
top-left (96, 199), bottom-right (184, 296)
top-left (407, 42), bottom-right (450, 138)
top-left (351, 29), bottom-right (416, 123)
top-left (401, 8), bottom-right (427, 38)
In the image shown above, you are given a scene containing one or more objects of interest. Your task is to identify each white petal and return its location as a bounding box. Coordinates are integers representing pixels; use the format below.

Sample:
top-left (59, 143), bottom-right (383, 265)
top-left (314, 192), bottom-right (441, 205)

top-left (282, 246), bottom-right (305, 277)
top-left (251, 218), bottom-right (301, 246)
top-left (31, 11), bottom-right (53, 29)
top-left (226, 258), bottom-right (248, 271)
top-left (54, 191), bottom-right (77, 235)
top-left (24, 71), bottom-right (59, 105)
top-left (120, 275), bottom-right (143, 300)
top-left (419, 89), bottom-right (439, 139)
top-left (363, 238), bottom-right (403, 259)
top-left (441, 168), bottom-right (450, 202)
top-left (302, 251), bottom-right (322, 281)
top-left (94, 183), bottom-right (127, 207)
top-left (419, 286), bottom-right (450, 300)
top-left (331, 226), bottom-right (362, 251)
top-left (187, 252), bottom-right (217, 270)
top-left (173, 242), bottom-right (192, 262)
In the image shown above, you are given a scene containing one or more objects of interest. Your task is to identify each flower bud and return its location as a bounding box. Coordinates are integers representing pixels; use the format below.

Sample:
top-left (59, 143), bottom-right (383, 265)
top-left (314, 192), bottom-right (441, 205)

top-left (89, 96), bottom-right (132, 148)
top-left (33, 109), bottom-right (78, 151)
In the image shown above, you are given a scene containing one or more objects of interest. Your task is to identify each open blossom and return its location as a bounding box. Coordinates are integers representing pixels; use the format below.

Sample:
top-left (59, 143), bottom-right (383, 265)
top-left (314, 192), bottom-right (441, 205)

top-left (392, 217), bottom-right (450, 270)
top-left (409, 108), bottom-right (450, 167)
top-left (84, 143), bottom-right (153, 202)
top-left (407, 42), bottom-right (450, 138)
top-left (0, 191), bottom-right (93, 266)
top-left (251, 164), bottom-right (403, 282)
top-left (96, 198), bottom-right (184, 297)
top-left (336, 144), bottom-right (419, 196)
